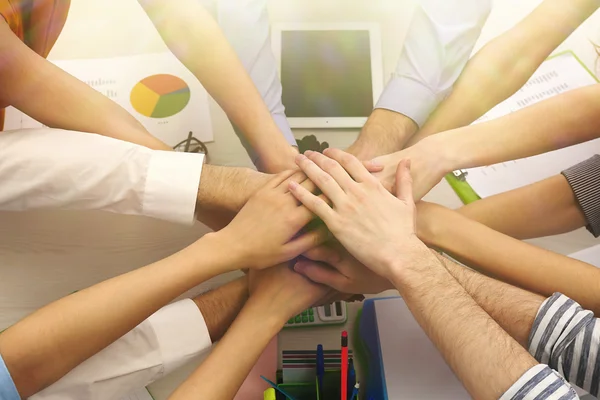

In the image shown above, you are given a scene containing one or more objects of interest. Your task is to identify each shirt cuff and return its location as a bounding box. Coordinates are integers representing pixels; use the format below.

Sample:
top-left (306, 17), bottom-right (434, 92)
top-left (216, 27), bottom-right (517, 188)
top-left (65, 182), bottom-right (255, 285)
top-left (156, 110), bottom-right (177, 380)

top-left (143, 151), bottom-right (204, 225)
top-left (528, 293), bottom-right (593, 368)
top-left (146, 299), bottom-right (213, 378)
top-left (375, 75), bottom-right (441, 127)
top-left (499, 364), bottom-right (577, 400)
top-left (562, 155), bottom-right (600, 237)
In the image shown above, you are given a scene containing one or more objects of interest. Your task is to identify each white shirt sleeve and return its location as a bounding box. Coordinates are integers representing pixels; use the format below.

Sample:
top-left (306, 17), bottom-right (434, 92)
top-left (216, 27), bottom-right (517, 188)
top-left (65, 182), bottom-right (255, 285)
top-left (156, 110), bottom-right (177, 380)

top-left (376, 0), bottom-right (492, 126)
top-left (215, 0), bottom-right (296, 163)
top-left (0, 128), bottom-right (204, 225)
top-left (29, 299), bottom-right (212, 400)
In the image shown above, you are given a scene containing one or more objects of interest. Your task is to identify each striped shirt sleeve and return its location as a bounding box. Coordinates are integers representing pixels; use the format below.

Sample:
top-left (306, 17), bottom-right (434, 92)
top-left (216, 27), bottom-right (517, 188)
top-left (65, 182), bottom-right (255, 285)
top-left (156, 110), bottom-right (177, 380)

top-left (500, 364), bottom-right (579, 400)
top-left (528, 293), bottom-right (600, 396)
top-left (562, 155), bottom-right (600, 238)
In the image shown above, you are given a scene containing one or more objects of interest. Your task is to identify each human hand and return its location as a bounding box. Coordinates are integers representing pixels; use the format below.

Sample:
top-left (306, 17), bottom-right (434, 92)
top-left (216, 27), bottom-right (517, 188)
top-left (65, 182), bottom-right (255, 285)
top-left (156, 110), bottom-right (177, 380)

top-left (258, 128), bottom-right (386, 175)
top-left (288, 149), bottom-right (430, 280)
top-left (370, 136), bottom-right (454, 200)
top-left (217, 170), bottom-right (327, 271)
top-left (294, 241), bottom-right (394, 294)
top-left (248, 264), bottom-right (332, 322)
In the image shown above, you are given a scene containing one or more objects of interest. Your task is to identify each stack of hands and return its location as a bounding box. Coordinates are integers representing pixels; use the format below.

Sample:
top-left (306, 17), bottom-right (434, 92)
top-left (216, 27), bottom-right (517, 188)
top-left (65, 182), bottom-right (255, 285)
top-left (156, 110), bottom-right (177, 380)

top-left (171, 146), bottom-right (437, 399)
top-left (211, 145), bottom-right (442, 330)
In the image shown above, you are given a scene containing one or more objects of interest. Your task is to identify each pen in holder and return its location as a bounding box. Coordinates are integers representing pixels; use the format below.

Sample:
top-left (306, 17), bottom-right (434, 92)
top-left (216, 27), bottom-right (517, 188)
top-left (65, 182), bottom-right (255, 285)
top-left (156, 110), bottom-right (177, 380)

top-left (277, 369), bottom-right (344, 400)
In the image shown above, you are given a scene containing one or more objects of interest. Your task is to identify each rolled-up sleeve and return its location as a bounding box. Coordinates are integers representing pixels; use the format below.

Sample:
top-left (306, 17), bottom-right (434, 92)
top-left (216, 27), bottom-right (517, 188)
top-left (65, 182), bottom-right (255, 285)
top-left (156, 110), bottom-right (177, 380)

top-left (0, 128), bottom-right (204, 225)
top-left (528, 293), bottom-right (600, 397)
top-left (30, 299), bottom-right (212, 400)
top-left (499, 364), bottom-right (579, 400)
top-left (562, 155), bottom-right (600, 237)
top-left (376, 0), bottom-right (491, 126)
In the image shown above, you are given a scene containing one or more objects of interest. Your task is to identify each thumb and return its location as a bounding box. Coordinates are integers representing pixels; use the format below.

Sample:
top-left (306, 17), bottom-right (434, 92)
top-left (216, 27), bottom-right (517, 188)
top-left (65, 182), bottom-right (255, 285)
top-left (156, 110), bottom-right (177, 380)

top-left (283, 226), bottom-right (329, 261)
top-left (303, 245), bottom-right (342, 265)
top-left (395, 159), bottom-right (414, 202)
top-left (294, 260), bottom-right (348, 293)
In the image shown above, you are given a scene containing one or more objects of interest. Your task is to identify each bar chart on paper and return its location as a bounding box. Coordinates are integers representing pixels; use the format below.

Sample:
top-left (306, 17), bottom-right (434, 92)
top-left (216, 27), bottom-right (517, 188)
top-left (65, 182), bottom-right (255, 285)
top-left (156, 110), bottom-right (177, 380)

top-left (130, 74), bottom-right (191, 118)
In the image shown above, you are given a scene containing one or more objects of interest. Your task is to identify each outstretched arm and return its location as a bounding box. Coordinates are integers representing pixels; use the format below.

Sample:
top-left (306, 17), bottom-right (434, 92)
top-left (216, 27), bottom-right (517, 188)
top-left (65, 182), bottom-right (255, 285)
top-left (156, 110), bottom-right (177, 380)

top-left (0, 127), bottom-right (273, 232)
top-left (417, 202), bottom-right (600, 314)
top-left (410, 0), bottom-right (600, 143)
top-left (213, 0), bottom-right (298, 169)
top-left (31, 278), bottom-right (249, 399)
top-left (0, 20), bottom-right (168, 150)
top-left (457, 174), bottom-right (587, 239)
top-left (436, 254), bottom-right (543, 348)
top-left (421, 84), bottom-right (600, 174)
top-left (439, 255), bottom-right (600, 397)
top-left (457, 154), bottom-right (600, 239)
top-left (388, 248), bottom-right (544, 399)
top-left (0, 17), bottom-right (278, 231)
top-left (0, 172), bottom-right (322, 397)
top-left (347, 0), bottom-right (490, 159)
top-left (0, 233), bottom-right (234, 397)
top-left (169, 264), bottom-right (330, 400)
top-left (195, 163), bottom-right (270, 230)
top-left (288, 149), bottom-right (574, 399)
top-left (372, 84), bottom-right (600, 199)
top-left (138, 0), bottom-right (297, 172)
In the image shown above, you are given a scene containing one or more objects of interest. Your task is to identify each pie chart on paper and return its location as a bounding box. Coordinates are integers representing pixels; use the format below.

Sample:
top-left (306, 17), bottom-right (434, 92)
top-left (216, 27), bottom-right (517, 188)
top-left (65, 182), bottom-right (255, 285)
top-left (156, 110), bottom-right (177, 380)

top-left (130, 74), bottom-right (191, 118)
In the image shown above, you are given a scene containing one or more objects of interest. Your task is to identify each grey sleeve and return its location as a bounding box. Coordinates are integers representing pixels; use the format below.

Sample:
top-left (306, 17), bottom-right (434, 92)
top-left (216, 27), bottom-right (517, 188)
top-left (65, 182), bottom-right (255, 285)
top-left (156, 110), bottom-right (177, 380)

top-left (561, 155), bottom-right (600, 237)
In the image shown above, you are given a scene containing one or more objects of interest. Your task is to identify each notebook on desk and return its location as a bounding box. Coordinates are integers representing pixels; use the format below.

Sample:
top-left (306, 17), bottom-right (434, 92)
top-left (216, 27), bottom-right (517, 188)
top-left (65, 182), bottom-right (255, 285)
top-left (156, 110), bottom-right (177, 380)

top-left (448, 51), bottom-right (599, 204)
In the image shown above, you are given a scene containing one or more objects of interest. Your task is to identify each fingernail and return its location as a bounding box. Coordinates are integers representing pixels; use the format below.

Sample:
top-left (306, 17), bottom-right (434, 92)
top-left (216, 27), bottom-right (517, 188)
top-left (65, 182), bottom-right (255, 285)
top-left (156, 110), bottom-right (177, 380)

top-left (322, 148), bottom-right (330, 154)
top-left (294, 261), bottom-right (306, 272)
top-left (370, 160), bottom-right (382, 167)
top-left (305, 150), bottom-right (313, 156)
top-left (289, 181), bottom-right (299, 190)
top-left (295, 154), bottom-right (307, 162)
top-left (406, 159), bottom-right (412, 170)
